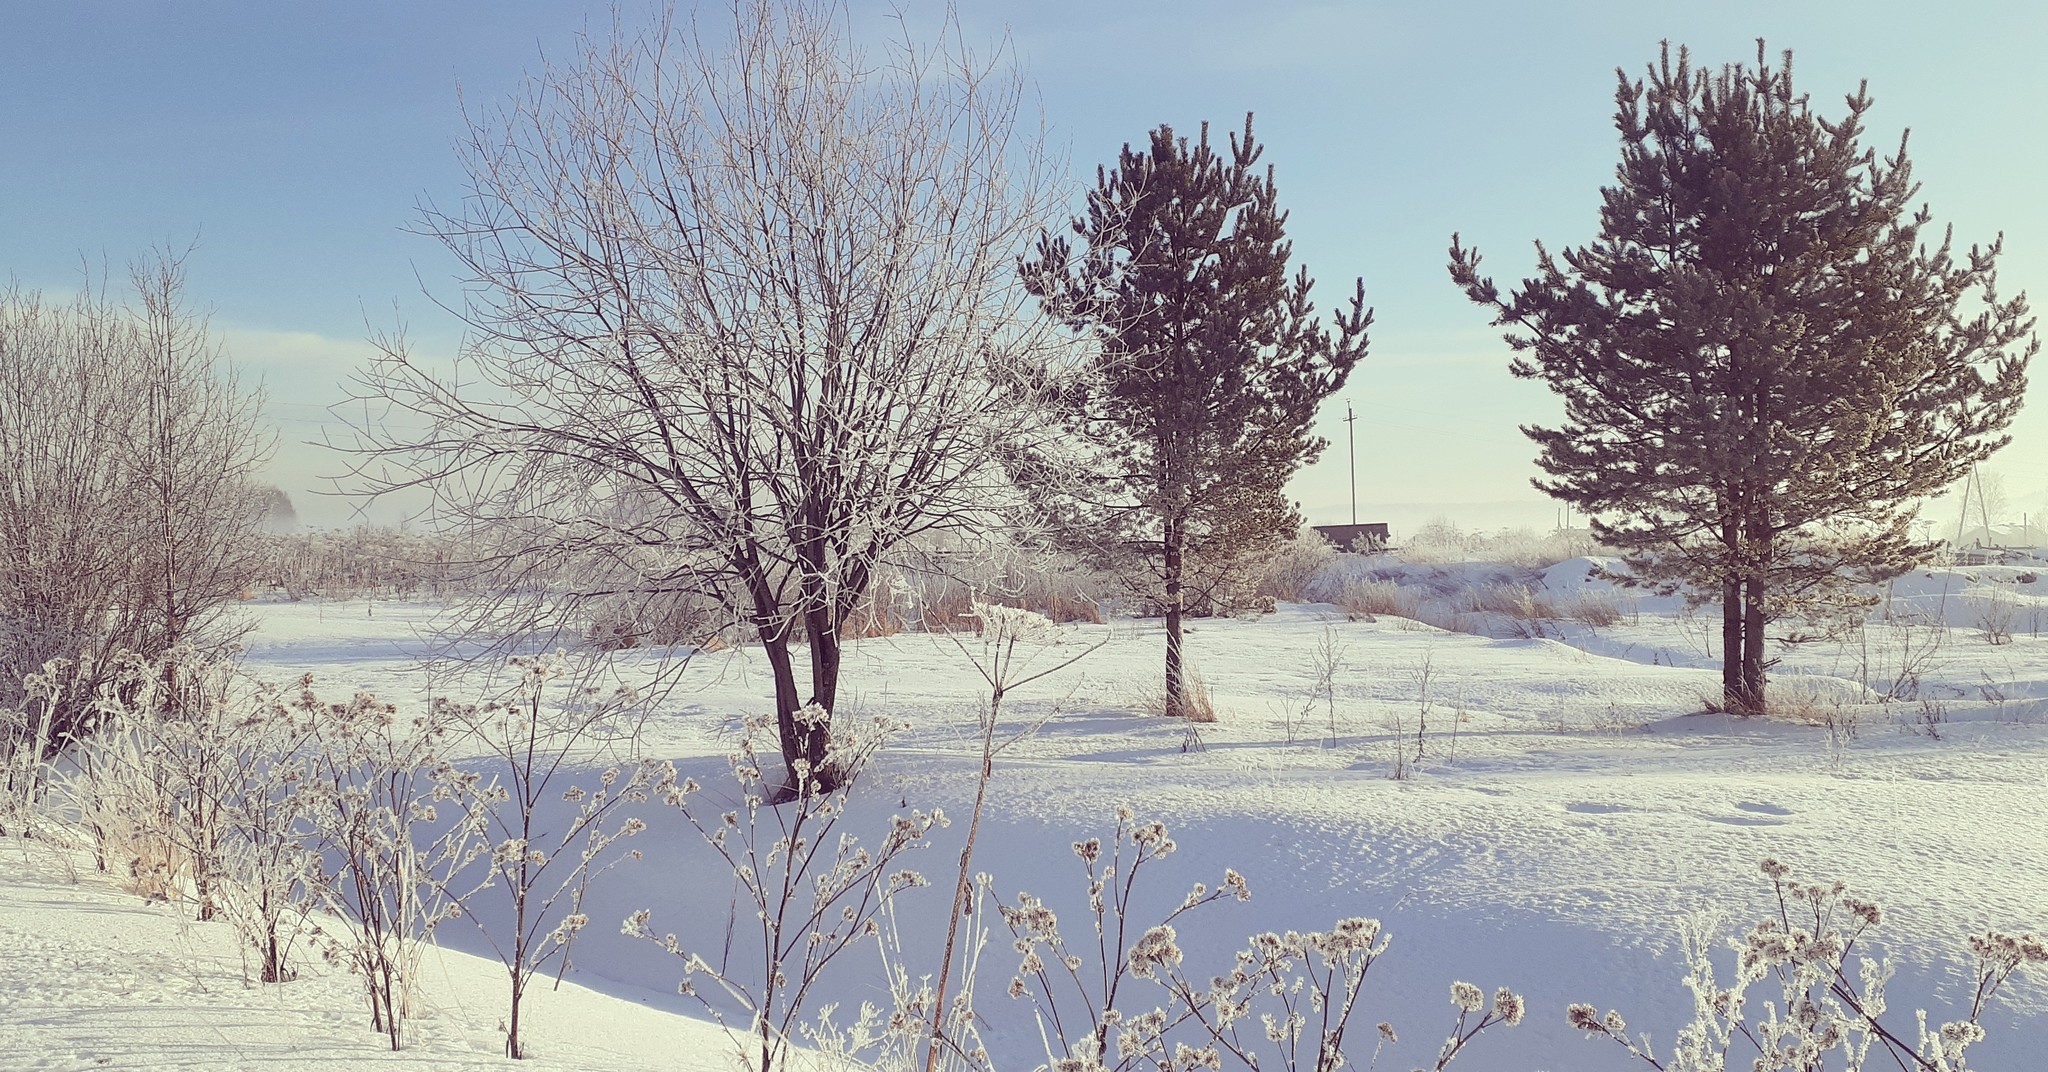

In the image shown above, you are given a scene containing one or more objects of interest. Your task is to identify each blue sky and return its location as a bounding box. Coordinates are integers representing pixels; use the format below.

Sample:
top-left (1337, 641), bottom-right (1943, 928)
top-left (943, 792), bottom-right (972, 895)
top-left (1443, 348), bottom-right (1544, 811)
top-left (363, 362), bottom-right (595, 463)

top-left (4, 2), bottom-right (2043, 531)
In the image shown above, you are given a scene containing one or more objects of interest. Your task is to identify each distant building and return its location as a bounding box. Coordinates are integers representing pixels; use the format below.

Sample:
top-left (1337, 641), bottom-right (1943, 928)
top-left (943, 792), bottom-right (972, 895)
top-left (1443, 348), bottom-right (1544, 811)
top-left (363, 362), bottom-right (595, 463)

top-left (1311, 523), bottom-right (1389, 553)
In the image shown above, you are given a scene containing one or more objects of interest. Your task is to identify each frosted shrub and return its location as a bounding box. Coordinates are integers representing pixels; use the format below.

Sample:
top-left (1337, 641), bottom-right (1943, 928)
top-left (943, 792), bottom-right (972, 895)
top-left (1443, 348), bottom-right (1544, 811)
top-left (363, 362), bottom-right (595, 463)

top-left (1971, 587), bottom-right (2016, 646)
top-left (1400, 517), bottom-right (1473, 564)
top-left (104, 653), bottom-right (245, 921)
top-left (1453, 584), bottom-right (1626, 638)
top-left (51, 661), bottom-right (189, 901)
top-left (900, 555), bottom-right (1113, 634)
top-left (625, 707), bottom-right (938, 1072)
top-left (1567, 860), bottom-right (2046, 1072)
top-left (0, 660), bottom-right (67, 842)
top-left (216, 718), bottom-right (323, 984)
top-left (1253, 533), bottom-right (1339, 603)
top-left (1395, 522), bottom-right (1602, 570)
top-left (200, 673), bottom-right (325, 985)
top-left (1463, 584), bottom-right (1547, 637)
top-left (579, 590), bottom-right (724, 650)
top-left (995, 809), bottom-right (1246, 1071)
top-left (1476, 527), bottom-right (1603, 570)
top-left (0, 705), bottom-right (37, 837)
top-left (300, 688), bottom-right (471, 1051)
top-left (1333, 578), bottom-right (1420, 619)
top-left (901, 603), bottom-right (1106, 1072)
top-left (1564, 589), bottom-right (1627, 627)
top-left (434, 653), bottom-right (673, 1059)
top-left (999, 810), bottom-right (1523, 1072)
top-left (260, 526), bottom-right (472, 601)
top-left (45, 651), bottom-right (326, 982)
top-left (1843, 608), bottom-right (1952, 703)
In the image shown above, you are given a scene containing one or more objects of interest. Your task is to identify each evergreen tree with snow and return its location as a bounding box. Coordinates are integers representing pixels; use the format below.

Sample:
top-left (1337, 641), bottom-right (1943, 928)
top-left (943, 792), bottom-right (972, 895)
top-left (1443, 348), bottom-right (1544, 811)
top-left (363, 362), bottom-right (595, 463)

top-left (1022, 114), bottom-right (1369, 720)
top-left (1449, 42), bottom-right (2034, 715)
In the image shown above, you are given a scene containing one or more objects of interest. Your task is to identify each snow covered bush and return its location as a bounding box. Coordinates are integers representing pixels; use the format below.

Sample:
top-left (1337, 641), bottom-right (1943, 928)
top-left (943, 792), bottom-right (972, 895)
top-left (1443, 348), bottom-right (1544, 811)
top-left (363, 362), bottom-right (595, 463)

top-left (911, 603), bottom-right (1107, 1071)
top-left (213, 692), bottom-right (323, 985)
top-left (1396, 517), bottom-right (1474, 564)
top-left (578, 590), bottom-right (726, 651)
top-left (1454, 583), bottom-right (1628, 636)
top-left (1253, 533), bottom-right (1340, 603)
top-left (1391, 521), bottom-right (1603, 570)
top-left (300, 688), bottom-right (471, 1051)
top-left (42, 650), bottom-right (325, 982)
top-left (1331, 578), bottom-right (1423, 620)
top-left (1972, 587), bottom-right (2017, 646)
top-left (1567, 859), bottom-right (2046, 1071)
top-left (433, 653), bottom-right (672, 1059)
top-left (52, 678), bottom-right (183, 902)
top-left (1135, 664), bottom-right (1220, 725)
top-left (0, 659), bottom-right (66, 840)
top-left (42, 649), bottom-right (673, 1045)
top-left (899, 555), bottom-right (1114, 634)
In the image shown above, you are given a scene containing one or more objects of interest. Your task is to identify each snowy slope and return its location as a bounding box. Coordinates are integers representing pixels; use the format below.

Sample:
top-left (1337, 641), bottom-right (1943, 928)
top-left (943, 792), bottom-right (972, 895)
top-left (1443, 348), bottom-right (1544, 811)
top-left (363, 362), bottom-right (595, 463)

top-left (0, 842), bottom-right (742, 1071)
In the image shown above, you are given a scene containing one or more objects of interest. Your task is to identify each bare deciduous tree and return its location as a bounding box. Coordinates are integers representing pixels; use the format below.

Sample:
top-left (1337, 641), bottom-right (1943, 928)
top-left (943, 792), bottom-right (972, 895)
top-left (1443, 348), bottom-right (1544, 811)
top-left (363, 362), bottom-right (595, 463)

top-left (0, 251), bottom-right (270, 755)
top-left (130, 252), bottom-right (272, 652)
top-left (350, 0), bottom-right (1058, 794)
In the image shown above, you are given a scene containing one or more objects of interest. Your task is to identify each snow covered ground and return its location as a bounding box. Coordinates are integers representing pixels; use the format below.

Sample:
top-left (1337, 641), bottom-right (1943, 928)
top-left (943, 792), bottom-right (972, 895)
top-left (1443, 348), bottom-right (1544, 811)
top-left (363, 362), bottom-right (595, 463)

top-left (0, 840), bottom-right (738, 1071)
top-left (5, 557), bottom-right (2046, 1070)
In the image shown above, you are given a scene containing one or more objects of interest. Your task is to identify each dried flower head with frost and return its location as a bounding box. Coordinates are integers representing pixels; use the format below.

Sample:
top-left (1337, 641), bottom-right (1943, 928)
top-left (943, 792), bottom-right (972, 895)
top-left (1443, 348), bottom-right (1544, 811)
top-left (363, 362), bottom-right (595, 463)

top-left (1129, 924), bottom-right (1183, 979)
top-left (1492, 987), bottom-right (1524, 1026)
top-left (1319, 916), bottom-right (1381, 955)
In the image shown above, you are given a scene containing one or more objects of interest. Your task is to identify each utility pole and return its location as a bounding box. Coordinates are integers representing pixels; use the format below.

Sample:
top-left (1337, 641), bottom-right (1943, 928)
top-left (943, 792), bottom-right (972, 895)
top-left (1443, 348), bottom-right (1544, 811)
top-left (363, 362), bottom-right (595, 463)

top-left (1955, 464), bottom-right (1976, 548)
top-left (1344, 401), bottom-right (1358, 526)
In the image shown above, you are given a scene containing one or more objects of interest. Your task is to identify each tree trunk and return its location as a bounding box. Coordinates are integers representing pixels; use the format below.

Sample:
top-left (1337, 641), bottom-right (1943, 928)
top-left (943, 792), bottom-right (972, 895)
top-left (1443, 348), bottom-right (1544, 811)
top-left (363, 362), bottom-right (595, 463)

top-left (1162, 514), bottom-right (1186, 720)
top-left (507, 970), bottom-right (525, 1058)
top-left (263, 916), bottom-right (283, 983)
top-left (1730, 495), bottom-right (1772, 716)
top-left (754, 612), bottom-right (846, 800)
top-left (507, 968), bottom-right (527, 1059)
top-left (508, 870), bottom-right (530, 1058)
top-left (1739, 570), bottom-right (1769, 717)
top-left (1721, 574), bottom-right (1742, 713)
top-left (1719, 508), bottom-right (1745, 715)
top-left (757, 627), bottom-right (809, 796)
top-left (801, 607), bottom-right (843, 793)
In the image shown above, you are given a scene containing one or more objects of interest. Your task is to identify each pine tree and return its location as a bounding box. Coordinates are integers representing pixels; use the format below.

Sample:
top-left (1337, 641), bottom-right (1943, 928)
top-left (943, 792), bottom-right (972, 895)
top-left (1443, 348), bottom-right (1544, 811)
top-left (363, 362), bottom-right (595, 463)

top-left (1022, 114), bottom-right (1369, 719)
top-left (1449, 42), bottom-right (2034, 715)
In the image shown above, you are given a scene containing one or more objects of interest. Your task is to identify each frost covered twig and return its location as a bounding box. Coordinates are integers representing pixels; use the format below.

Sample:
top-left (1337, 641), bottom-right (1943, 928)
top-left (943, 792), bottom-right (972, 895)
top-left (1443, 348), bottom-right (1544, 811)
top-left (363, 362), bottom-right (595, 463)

top-left (300, 687), bottom-right (472, 1051)
top-left (998, 811), bottom-right (1524, 1071)
top-left (625, 709), bottom-right (936, 1072)
top-left (921, 602), bottom-right (1107, 1072)
top-left (1567, 859), bottom-right (2048, 1072)
top-left (434, 653), bottom-right (671, 1058)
